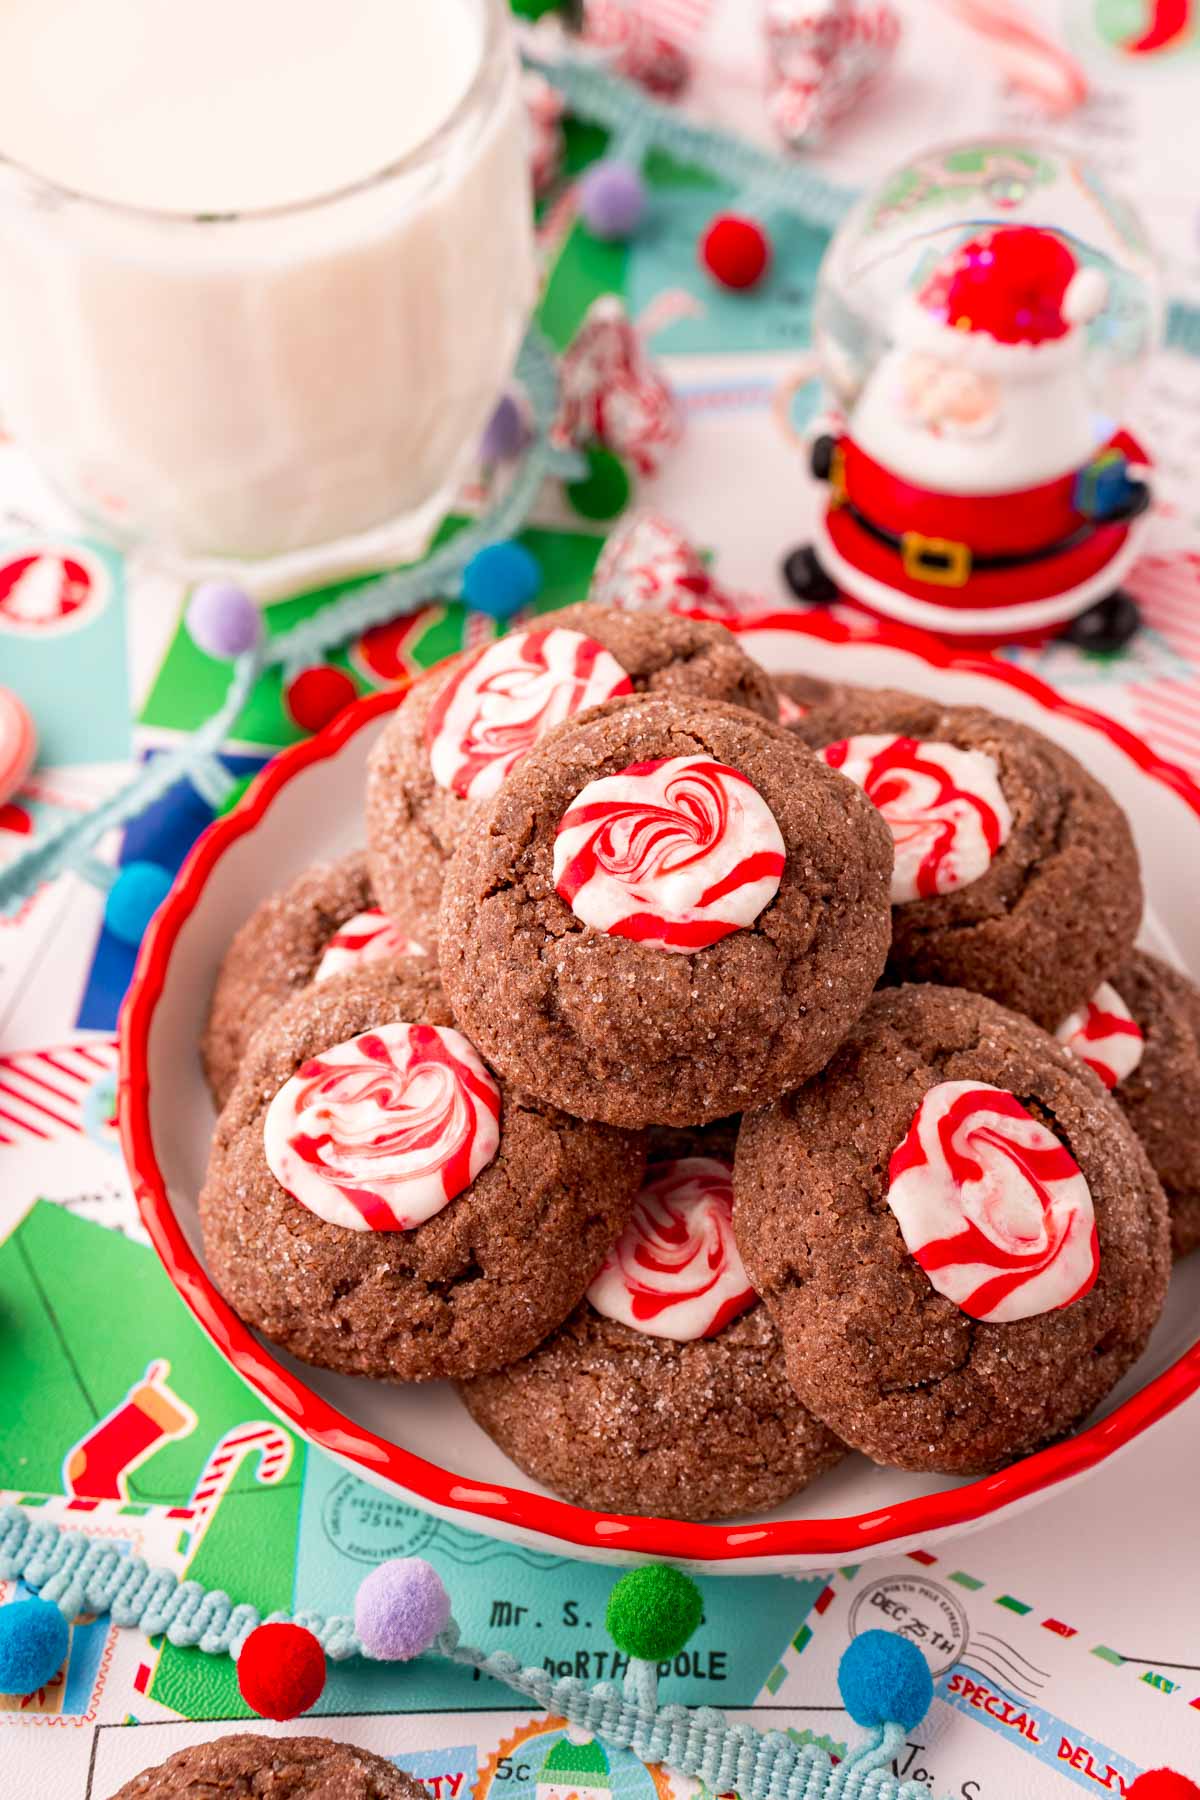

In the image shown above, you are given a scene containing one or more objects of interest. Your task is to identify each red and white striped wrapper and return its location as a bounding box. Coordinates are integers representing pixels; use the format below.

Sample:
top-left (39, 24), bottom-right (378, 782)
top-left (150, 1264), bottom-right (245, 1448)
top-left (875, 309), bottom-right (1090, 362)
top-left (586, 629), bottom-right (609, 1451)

top-left (554, 297), bottom-right (681, 477)
top-left (263, 1022), bottom-right (501, 1232)
top-left (424, 626), bottom-right (633, 802)
top-left (581, 0), bottom-right (697, 95)
top-left (314, 910), bottom-right (426, 983)
top-left (524, 70), bottom-right (566, 197)
top-left (588, 1154), bottom-right (755, 1340)
top-left (820, 734), bottom-right (1013, 905)
top-left (553, 754), bottom-right (786, 951)
top-left (0, 685), bottom-right (36, 808)
top-left (588, 512), bottom-right (763, 618)
top-left (764, 0), bottom-right (900, 146)
top-left (886, 1079), bottom-right (1099, 1323)
top-left (1056, 983), bottom-right (1145, 1091)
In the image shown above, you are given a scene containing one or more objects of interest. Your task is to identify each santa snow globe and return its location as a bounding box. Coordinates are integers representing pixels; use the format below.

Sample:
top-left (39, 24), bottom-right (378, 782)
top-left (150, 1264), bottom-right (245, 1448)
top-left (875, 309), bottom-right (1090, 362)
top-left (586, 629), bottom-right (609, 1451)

top-left (785, 138), bottom-right (1162, 649)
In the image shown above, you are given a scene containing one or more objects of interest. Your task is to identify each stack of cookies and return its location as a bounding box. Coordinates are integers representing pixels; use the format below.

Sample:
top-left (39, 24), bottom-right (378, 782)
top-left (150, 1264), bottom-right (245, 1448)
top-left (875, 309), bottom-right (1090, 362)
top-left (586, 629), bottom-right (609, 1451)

top-left (198, 603), bottom-right (1199, 1520)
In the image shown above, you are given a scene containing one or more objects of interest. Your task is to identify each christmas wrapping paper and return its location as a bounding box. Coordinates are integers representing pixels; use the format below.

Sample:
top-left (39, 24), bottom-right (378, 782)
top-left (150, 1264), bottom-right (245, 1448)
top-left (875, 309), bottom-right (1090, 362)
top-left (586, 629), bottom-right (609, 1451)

top-left (3, 2), bottom-right (1200, 1794)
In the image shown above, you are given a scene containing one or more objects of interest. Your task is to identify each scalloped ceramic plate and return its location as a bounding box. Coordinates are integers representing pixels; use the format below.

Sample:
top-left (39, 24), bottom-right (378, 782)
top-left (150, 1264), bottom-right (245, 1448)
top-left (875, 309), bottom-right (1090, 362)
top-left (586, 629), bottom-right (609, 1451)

top-left (120, 610), bottom-right (1200, 1574)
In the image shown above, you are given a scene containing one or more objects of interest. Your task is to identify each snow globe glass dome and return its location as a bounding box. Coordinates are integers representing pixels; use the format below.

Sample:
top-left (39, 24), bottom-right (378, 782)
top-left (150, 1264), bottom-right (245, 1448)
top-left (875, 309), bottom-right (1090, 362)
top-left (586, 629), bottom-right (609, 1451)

top-left (814, 136), bottom-right (1162, 427)
top-left (792, 136), bottom-right (1162, 649)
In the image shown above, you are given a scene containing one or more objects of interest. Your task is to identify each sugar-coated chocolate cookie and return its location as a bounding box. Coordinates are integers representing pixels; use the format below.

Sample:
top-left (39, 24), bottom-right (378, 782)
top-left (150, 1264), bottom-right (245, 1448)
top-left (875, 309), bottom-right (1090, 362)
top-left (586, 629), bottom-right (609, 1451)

top-left (437, 694), bottom-right (894, 1127)
top-left (734, 984), bottom-right (1169, 1474)
top-left (774, 671), bottom-right (873, 737)
top-left (460, 1147), bottom-right (844, 1518)
top-left (1057, 950), bottom-right (1200, 1258)
top-left (365, 604), bottom-right (778, 947)
top-left (203, 851), bottom-right (426, 1107)
top-left (109, 1733), bottom-right (426, 1798)
top-left (790, 687), bottom-right (1141, 1029)
top-left (200, 964), bottom-right (644, 1382)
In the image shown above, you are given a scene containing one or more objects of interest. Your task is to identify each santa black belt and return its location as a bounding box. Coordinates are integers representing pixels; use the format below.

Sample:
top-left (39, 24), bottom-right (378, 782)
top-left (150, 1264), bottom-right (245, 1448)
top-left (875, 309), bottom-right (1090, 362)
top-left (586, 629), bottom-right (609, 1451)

top-left (837, 485), bottom-right (1150, 588)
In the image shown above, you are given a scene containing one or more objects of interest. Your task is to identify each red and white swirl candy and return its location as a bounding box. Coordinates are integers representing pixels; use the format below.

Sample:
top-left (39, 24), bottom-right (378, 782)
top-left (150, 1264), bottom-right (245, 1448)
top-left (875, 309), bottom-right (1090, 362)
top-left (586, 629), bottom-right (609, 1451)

top-left (314, 911), bottom-right (425, 983)
top-left (588, 512), bottom-right (762, 620)
top-left (264, 1022), bottom-right (501, 1232)
top-left (886, 1080), bottom-right (1098, 1324)
top-left (425, 626), bottom-right (632, 802)
top-left (821, 734), bottom-right (1012, 904)
top-left (553, 755), bottom-right (786, 952)
top-left (588, 1156), bottom-right (755, 1340)
top-left (1056, 983), bottom-right (1144, 1091)
top-left (554, 296), bottom-right (680, 477)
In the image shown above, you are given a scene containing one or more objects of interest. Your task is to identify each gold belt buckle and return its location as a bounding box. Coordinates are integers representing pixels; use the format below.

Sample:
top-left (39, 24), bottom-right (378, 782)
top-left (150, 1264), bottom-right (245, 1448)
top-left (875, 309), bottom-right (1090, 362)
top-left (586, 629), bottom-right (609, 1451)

top-left (900, 531), bottom-right (971, 587)
top-left (829, 444), bottom-right (847, 508)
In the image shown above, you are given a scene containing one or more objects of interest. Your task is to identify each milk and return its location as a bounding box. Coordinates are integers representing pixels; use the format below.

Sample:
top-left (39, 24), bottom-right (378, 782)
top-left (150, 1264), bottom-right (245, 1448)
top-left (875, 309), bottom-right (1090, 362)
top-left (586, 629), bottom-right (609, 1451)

top-left (0, 0), bottom-right (534, 566)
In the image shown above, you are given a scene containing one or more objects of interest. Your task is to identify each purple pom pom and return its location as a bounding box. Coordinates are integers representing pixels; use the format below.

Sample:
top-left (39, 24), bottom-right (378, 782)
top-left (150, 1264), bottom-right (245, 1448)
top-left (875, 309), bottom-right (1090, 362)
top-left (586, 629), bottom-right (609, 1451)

top-left (480, 394), bottom-right (528, 463)
top-left (355, 1558), bottom-right (451, 1662)
top-left (578, 159), bottom-right (647, 241)
top-left (186, 581), bottom-right (262, 659)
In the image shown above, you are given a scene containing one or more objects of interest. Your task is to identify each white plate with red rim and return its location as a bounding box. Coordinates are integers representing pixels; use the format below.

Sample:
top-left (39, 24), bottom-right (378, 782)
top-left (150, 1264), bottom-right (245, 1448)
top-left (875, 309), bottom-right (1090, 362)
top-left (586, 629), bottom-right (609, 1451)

top-left (120, 609), bottom-right (1200, 1575)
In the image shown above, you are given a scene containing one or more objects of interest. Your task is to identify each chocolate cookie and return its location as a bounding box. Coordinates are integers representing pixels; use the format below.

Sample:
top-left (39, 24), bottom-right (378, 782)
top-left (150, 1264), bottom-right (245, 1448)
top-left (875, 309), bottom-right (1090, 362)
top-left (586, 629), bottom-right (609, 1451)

top-left (1056, 950), bottom-right (1200, 1258)
top-left (790, 686), bottom-right (1142, 1029)
top-left (460, 1147), bottom-right (844, 1518)
top-left (734, 984), bottom-right (1169, 1474)
top-left (200, 963), bottom-right (645, 1382)
top-left (438, 694), bottom-right (894, 1127)
top-left (109, 1733), bottom-right (425, 1798)
top-left (365, 604), bottom-right (779, 947)
top-left (203, 851), bottom-right (427, 1107)
top-left (774, 671), bottom-right (872, 739)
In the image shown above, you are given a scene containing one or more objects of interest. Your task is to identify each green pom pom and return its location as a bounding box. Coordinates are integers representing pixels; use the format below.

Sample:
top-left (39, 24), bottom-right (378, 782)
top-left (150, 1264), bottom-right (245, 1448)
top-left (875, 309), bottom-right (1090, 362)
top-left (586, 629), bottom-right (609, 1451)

top-left (565, 443), bottom-right (632, 521)
top-left (605, 1565), bottom-right (703, 1662)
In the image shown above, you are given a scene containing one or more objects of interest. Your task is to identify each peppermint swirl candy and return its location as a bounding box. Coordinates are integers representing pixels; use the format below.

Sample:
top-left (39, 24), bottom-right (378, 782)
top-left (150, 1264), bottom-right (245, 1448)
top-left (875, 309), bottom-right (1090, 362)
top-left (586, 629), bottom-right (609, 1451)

top-left (886, 1080), bottom-right (1098, 1324)
top-left (553, 755), bottom-right (786, 952)
top-left (587, 1156), bottom-right (755, 1341)
top-left (821, 734), bottom-right (1013, 905)
top-left (1056, 983), bottom-right (1144, 1091)
top-left (425, 627), bottom-right (633, 802)
top-left (263, 1022), bottom-right (501, 1232)
top-left (314, 910), bottom-right (425, 983)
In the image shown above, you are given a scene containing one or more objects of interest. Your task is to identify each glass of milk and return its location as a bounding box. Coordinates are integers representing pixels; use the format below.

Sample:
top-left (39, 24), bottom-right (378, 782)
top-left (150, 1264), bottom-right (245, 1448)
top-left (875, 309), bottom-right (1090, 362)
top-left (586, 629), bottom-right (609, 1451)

top-left (0, 0), bottom-right (535, 582)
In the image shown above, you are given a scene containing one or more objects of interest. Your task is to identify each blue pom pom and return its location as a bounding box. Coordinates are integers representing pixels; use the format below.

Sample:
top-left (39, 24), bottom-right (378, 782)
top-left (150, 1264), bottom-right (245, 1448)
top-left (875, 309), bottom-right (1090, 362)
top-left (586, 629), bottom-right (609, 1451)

top-left (838, 1630), bottom-right (933, 1731)
top-left (462, 541), bottom-right (542, 619)
top-left (105, 860), bottom-right (174, 945)
top-left (578, 159), bottom-right (647, 241)
top-left (186, 581), bottom-right (262, 659)
top-left (0, 1599), bottom-right (69, 1696)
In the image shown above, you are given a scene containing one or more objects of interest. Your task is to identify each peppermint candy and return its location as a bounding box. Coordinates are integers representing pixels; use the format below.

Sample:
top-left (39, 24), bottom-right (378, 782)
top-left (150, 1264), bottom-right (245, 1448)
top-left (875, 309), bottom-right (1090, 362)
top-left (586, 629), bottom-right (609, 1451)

top-left (886, 1080), bottom-right (1099, 1324)
top-left (555, 297), bottom-right (680, 477)
top-left (263, 1022), bottom-right (501, 1232)
top-left (588, 1155), bottom-right (755, 1341)
top-left (821, 734), bottom-right (1012, 905)
top-left (1056, 983), bottom-right (1145, 1091)
top-left (765, 0), bottom-right (900, 147)
top-left (588, 512), bottom-right (761, 619)
top-left (314, 910), bottom-right (425, 984)
top-left (554, 755), bottom-right (786, 952)
top-left (425, 627), bottom-right (632, 802)
top-left (581, 0), bottom-right (693, 96)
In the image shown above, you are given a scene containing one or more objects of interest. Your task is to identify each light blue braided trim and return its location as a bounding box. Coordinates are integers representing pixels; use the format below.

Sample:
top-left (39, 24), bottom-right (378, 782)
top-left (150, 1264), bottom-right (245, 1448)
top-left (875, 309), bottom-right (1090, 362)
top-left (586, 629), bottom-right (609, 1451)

top-left (1, 1504), bottom-right (939, 1800)
top-left (0, 330), bottom-right (580, 919)
top-left (435, 1627), bottom-right (933, 1800)
top-left (0, 1504), bottom-right (360, 1661)
top-left (522, 49), bottom-right (857, 230)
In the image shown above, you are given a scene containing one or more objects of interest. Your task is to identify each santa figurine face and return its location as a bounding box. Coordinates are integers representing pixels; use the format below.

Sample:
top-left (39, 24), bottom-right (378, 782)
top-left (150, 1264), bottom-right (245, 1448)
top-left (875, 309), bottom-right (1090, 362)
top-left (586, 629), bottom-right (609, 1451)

top-left (900, 351), bottom-right (1000, 439)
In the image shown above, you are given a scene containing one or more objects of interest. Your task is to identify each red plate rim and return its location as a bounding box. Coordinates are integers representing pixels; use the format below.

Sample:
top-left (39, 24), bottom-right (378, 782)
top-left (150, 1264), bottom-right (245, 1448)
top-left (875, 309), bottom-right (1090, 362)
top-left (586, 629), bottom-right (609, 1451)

top-left (119, 608), bottom-right (1200, 1565)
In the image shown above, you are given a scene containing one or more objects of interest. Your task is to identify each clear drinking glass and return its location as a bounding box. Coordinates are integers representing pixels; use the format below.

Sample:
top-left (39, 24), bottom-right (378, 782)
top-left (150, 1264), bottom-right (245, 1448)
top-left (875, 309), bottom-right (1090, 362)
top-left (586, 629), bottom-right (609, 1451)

top-left (0, 0), bottom-right (535, 582)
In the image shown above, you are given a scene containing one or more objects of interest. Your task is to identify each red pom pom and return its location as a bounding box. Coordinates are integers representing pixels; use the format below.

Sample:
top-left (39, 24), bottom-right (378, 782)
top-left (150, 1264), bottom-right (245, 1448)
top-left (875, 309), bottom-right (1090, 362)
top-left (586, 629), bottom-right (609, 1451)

top-left (1127, 1773), bottom-right (1200, 1800)
top-left (285, 665), bottom-right (358, 733)
top-left (236, 1622), bottom-right (326, 1721)
top-left (700, 214), bottom-right (771, 290)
